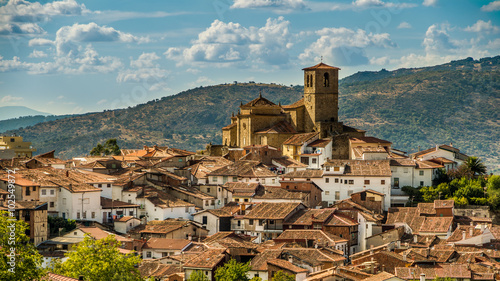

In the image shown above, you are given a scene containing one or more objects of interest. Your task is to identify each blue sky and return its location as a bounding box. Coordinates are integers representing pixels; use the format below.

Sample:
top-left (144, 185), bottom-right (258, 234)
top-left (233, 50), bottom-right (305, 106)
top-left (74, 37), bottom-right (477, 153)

top-left (0, 0), bottom-right (499, 115)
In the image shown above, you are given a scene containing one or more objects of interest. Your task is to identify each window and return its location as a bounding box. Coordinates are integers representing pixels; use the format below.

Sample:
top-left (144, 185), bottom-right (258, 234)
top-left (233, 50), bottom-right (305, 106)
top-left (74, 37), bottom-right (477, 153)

top-left (312, 158), bottom-right (317, 164)
top-left (325, 178), bottom-right (329, 183)
top-left (128, 200), bottom-right (132, 203)
top-left (286, 185), bottom-right (289, 189)
top-left (83, 212), bottom-right (87, 219)
top-left (50, 202), bottom-right (54, 208)
top-left (326, 167), bottom-right (330, 171)
top-left (381, 180), bottom-right (385, 185)
top-left (334, 167), bottom-right (340, 172)
top-left (92, 212), bottom-right (95, 219)
top-left (249, 219), bottom-right (254, 225)
top-left (262, 179), bottom-right (266, 184)
top-left (212, 176), bottom-right (218, 182)
top-left (41, 189), bottom-right (46, 195)
top-left (185, 206), bottom-right (190, 213)
top-left (33, 186), bottom-right (36, 191)
top-left (202, 216), bottom-right (208, 224)
top-left (335, 191), bottom-right (340, 200)
top-left (50, 189), bottom-right (55, 195)
top-left (419, 170), bottom-right (424, 176)
top-left (394, 178), bottom-right (400, 188)
top-left (146, 251), bottom-right (151, 258)
top-left (98, 184), bottom-right (102, 188)
top-left (207, 187), bottom-right (211, 193)
top-left (269, 220), bottom-right (275, 225)
top-left (77, 212), bottom-right (80, 219)
top-left (325, 191), bottom-right (330, 195)
top-left (107, 184), bottom-right (111, 187)
top-left (244, 198), bottom-right (249, 202)
top-left (129, 211), bottom-right (133, 216)
top-left (259, 220), bottom-right (264, 226)
top-left (205, 200), bottom-right (209, 206)
top-left (272, 179), bottom-right (276, 184)
top-left (420, 181), bottom-right (424, 187)
top-left (232, 177), bottom-right (237, 182)
top-left (364, 180), bottom-right (370, 185)
top-left (26, 188), bottom-right (30, 196)
top-left (323, 72), bottom-right (329, 87)
top-left (348, 180), bottom-right (354, 184)
top-left (335, 178), bottom-right (339, 183)
top-left (237, 220), bottom-right (241, 226)
top-left (223, 176), bottom-right (228, 184)
top-left (344, 180), bottom-right (347, 185)
top-left (235, 198), bottom-right (239, 202)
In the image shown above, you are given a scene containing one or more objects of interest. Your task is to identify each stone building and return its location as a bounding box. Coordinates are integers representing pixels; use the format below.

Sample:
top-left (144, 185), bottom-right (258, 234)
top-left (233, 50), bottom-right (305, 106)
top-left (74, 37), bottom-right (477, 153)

top-left (221, 62), bottom-right (365, 159)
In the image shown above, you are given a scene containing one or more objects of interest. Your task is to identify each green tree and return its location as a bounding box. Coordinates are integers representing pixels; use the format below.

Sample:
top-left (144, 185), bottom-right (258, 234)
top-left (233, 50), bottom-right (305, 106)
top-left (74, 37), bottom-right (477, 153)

top-left (90, 138), bottom-right (121, 156)
top-left (465, 156), bottom-right (487, 177)
top-left (215, 259), bottom-right (261, 281)
top-left (0, 211), bottom-right (46, 281)
top-left (487, 175), bottom-right (500, 209)
top-left (271, 271), bottom-right (295, 281)
top-left (51, 234), bottom-right (142, 281)
top-left (48, 216), bottom-right (76, 236)
top-left (432, 168), bottom-right (450, 186)
top-left (188, 270), bottom-right (210, 281)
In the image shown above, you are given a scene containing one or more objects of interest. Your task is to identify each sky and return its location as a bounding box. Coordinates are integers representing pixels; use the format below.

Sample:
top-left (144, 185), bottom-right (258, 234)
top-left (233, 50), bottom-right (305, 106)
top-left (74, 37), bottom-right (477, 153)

top-left (0, 0), bottom-right (499, 115)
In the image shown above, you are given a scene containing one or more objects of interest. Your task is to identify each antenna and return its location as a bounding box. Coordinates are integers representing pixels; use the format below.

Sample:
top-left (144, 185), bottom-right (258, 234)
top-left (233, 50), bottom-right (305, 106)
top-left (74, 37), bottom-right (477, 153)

top-left (321, 55), bottom-right (323, 63)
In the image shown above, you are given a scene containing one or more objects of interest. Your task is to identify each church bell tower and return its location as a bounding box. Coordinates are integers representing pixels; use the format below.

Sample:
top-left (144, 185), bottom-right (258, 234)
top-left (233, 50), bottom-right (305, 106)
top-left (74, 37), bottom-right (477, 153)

top-left (302, 62), bottom-right (340, 137)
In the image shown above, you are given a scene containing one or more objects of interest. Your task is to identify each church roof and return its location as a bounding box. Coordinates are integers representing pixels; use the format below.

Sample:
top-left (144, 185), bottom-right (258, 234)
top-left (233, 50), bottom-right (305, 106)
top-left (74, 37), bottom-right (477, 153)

top-left (241, 94), bottom-right (277, 107)
top-left (302, 62), bottom-right (340, 70)
top-left (283, 132), bottom-right (318, 146)
top-left (255, 121), bottom-right (297, 134)
top-left (282, 98), bottom-right (304, 109)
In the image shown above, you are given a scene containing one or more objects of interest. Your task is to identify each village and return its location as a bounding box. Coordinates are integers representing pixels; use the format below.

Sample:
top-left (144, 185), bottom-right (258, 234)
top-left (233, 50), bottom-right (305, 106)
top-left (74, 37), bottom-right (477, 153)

top-left (1, 62), bottom-right (498, 281)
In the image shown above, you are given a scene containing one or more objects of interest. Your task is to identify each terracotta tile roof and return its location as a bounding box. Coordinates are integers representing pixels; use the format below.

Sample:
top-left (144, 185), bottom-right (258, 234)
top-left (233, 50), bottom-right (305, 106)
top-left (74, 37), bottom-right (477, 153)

top-left (417, 203), bottom-right (436, 215)
top-left (326, 214), bottom-right (358, 226)
top-left (412, 144), bottom-right (462, 158)
top-left (255, 121), bottom-right (297, 134)
top-left (267, 259), bottom-right (308, 273)
top-left (390, 159), bottom-right (416, 167)
top-left (419, 217), bottom-right (453, 233)
top-left (272, 157), bottom-right (308, 168)
top-left (395, 264), bottom-right (471, 280)
top-left (183, 248), bottom-right (226, 269)
top-left (302, 62), bottom-right (340, 70)
top-left (140, 187), bottom-right (195, 208)
top-left (284, 248), bottom-right (345, 265)
top-left (434, 200), bottom-right (454, 209)
top-left (307, 138), bottom-right (332, 148)
top-left (223, 182), bottom-right (260, 193)
top-left (324, 160), bottom-right (391, 176)
top-left (342, 125), bottom-right (366, 134)
top-left (251, 249), bottom-right (283, 271)
top-left (349, 137), bottom-right (391, 144)
top-left (143, 238), bottom-right (191, 250)
top-left (409, 235), bottom-right (440, 248)
top-left (115, 216), bottom-right (138, 222)
top-left (284, 209), bottom-right (335, 225)
top-left (78, 227), bottom-right (132, 242)
top-left (254, 186), bottom-right (308, 200)
top-left (208, 160), bottom-right (276, 178)
top-left (0, 200), bottom-right (47, 210)
top-left (282, 169), bottom-right (323, 178)
top-left (205, 235), bottom-right (258, 250)
top-left (361, 271), bottom-right (397, 281)
top-left (185, 156), bottom-right (233, 179)
top-left (283, 132), bottom-right (319, 146)
top-left (282, 98), bottom-right (304, 109)
top-left (401, 248), bottom-right (455, 263)
top-left (244, 202), bottom-right (302, 220)
top-left (138, 261), bottom-right (182, 279)
top-left (129, 219), bottom-right (197, 235)
top-left (42, 272), bottom-right (79, 281)
top-left (447, 225), bottom-right (484, 243)
top-left (428, 157), bottom-right (456, 165)
top-left (101, 197), bottom-right (139, 209)
top-left (276, 230), bottom-right (347, 244)
top-left (416, 160), bottom-right (443, 169)
top-left (242, 95), bottom-right (278, 107)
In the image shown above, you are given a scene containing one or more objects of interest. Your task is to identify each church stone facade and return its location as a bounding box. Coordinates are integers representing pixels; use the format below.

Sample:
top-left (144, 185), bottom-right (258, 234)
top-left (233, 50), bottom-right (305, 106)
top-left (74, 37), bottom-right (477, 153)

top-left (221, 62), bottom-right (365, 159)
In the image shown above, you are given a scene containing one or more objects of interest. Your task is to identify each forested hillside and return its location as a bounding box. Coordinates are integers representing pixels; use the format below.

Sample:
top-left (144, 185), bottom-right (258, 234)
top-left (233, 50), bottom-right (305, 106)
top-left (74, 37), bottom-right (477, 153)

top-left (3, 56), bottom-right (499, 172)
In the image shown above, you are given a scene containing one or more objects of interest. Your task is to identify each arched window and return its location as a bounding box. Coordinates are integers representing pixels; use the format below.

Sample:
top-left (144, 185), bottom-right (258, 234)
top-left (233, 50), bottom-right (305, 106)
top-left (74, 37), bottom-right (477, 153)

top-left (306, 75), bottom-right (310, 87)
top-left (309, 75), bottom-right (313, 87)
top-left (323, 72), bottom-right (329, 87)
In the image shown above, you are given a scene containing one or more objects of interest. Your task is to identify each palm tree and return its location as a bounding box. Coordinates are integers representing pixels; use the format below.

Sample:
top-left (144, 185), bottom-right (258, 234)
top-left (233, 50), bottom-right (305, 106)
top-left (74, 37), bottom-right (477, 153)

top-left (465, 156), bottom-right (487, 177)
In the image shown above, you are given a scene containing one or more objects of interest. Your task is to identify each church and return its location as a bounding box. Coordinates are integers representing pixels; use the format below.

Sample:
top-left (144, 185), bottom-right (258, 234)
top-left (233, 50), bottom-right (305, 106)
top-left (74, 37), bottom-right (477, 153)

top-left (221, 62), bottom-right (366, 159)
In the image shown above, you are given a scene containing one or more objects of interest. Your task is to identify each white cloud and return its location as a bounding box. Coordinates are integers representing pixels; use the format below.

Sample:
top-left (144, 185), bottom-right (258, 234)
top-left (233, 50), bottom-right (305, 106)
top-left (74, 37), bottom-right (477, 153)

top-left (29, 50), bottom-right (47, 58)
top-left (481, 1), bottom-right (500, 12)
top-left (186, 68), bottom-right (201, 74)
top-left (117, 52), bottom-right (170, 91)
top-left (299, 27), bottom-right (396, 66)
top-left (397, 22), bottom-right (412, 29)
top-left (97, 99), bottom-right (107, 105)
top-left (370, 56), bottom-right (390, 65)
top-left (165, 17), bottom-right (293, 67)
top-left (1, 95), bottom-right (24, 103)
top-left (422, 23), bottom-right (457, 53)
top-left (352, 0), bottom-right (416, 9)
top-left (0, 0), bottom-right (89, 35)
top-left (29, 38), bottom-right (54, 46)
top-left (422, 0), bottom-right (437, 7)
top-left (57, 95), bottom-right (65, 99)
top-left (231, 0), bottom-right (307, 12)
top-left (55, 22), bottom-right (148, 57)
top-left (464, 20), bottom-right (499, 33)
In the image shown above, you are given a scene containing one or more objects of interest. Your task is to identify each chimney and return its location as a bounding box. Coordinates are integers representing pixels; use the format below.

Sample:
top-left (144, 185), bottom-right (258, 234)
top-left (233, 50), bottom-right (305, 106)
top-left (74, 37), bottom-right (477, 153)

top-left (370, 245), bottom-right (374, 255)
top-left (414, 235), bottom-right (418, 244)
top-left (403, 253), bottom-right (407, 261)
top-left (397, 240), bottom-right (401, 248)
top-left (188, 233), bottom-right (192, 241)
top-left (420, 273), bottom-right (426, 281)
top-left (462, 231), bottom-right (466, 241)
top-left (435, 144), bottom-right (438, 151)
top-left (470, 226), bottom-right (474, 237)
top-left (288, 255), bottom-right (293, 263)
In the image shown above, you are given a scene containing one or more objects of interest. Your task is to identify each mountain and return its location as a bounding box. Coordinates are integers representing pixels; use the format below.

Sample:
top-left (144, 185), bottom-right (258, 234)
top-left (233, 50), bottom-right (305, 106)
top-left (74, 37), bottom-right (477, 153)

top-left (0, 106), bottom-right (52, 121)
top-left (4, 56), bottom-right (500, 172)
top-left (0, 114), bottom-right (73, 133)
